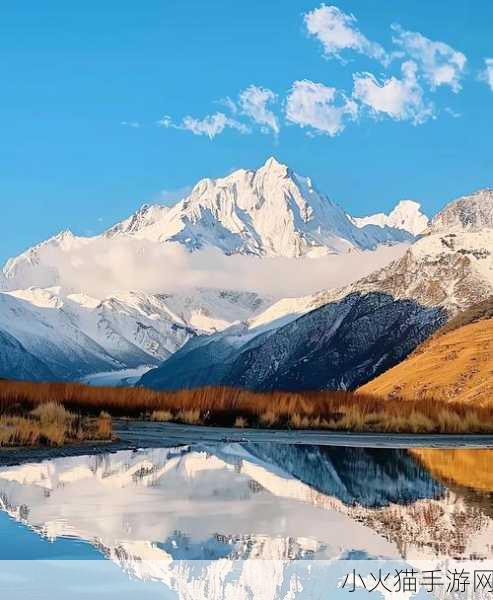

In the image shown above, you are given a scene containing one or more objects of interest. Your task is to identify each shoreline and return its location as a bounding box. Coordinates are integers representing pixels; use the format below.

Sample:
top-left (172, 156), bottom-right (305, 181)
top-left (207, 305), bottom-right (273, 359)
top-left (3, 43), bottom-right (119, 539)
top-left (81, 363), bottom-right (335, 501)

top-left (114, 421), bottom-right (493, 449)
top-left (2, 421), bottom-right (493, 467)
top-left (0, 439), bottom-right (138, 467)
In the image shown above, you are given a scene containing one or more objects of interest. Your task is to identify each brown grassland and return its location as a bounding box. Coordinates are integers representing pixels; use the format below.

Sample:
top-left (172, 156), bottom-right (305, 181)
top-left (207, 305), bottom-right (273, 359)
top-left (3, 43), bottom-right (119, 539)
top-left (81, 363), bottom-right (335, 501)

top-left (1, 378), bottom-right (493, 438)
top-left (359, 317), bottom-right (493, 403)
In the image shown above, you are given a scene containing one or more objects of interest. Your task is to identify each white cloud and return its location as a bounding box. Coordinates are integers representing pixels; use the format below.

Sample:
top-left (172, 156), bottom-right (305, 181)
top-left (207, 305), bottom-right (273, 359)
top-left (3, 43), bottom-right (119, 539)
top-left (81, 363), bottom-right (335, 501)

top-left (444, 107), bottom-right (461, 119)
top-left (158, 112), bottom-right (250, 139)
top-left (238, 85), bottom-right (280, 134)
top-left (285, 80), bottom-right (358, 136)
top-left (120, 121), bottom-right (140, 128)
top-left (392, 25), bottom-right (466, 92)
top-left (304, 4), bottom-right (387, 63)
top-left (156, 115), bottom-right (174, 128)
top-left (21, 236), bottom-right (409, 299)
top-left (479, 58), bottom-right (493, 91)
top-left (353, 61), bottom-right (434, 125)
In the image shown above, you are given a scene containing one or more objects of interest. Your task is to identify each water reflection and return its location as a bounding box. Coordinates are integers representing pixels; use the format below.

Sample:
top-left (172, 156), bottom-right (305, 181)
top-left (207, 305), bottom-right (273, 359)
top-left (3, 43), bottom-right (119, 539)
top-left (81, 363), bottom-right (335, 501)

top-left (0, 443), bottom-right (493, 598)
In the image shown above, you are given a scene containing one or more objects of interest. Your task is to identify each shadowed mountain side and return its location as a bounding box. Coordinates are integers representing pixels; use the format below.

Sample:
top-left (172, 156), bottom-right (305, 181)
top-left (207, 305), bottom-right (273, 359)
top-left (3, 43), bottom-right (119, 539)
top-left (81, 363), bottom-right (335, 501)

top-left (140, 292), bottom-right (447, 391)
top-left (0, 329), bottom-right (54, 381)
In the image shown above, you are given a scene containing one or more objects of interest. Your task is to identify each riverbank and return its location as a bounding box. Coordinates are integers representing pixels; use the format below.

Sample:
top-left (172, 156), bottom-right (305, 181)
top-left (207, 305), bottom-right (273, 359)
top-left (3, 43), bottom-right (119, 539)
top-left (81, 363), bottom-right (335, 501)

top-left (114, 420), bottom-right (493, 449)
top-left (2, 380), bottom-right (493, 434)
top-left (0, 438), bottom-right (136, 467)
top-left (2, 421), bottom-right (493, 468)
top-left (0, 402), bottom-right (113, 449)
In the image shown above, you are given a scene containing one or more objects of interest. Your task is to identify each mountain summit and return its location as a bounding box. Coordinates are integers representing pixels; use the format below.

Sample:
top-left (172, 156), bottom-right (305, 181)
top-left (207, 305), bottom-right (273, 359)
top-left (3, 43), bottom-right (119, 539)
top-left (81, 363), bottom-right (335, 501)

top-left (428, 188), bottom-right (493, 233)
top-left (104, 157), bottom-right (412, 257)
top-left (351, 200), bottom-right (429, 236)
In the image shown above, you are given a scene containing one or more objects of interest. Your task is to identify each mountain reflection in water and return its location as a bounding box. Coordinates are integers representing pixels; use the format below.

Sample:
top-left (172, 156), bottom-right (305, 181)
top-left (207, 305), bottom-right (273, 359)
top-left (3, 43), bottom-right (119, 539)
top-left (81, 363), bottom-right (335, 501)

top-left (0, 443), bottom-right (493, 598)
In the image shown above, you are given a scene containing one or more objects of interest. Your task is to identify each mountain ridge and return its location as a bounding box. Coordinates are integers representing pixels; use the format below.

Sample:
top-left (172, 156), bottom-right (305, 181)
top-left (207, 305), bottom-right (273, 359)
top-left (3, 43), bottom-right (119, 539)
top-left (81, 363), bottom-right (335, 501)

top-left (140, 187), bottom-right (493, 391)
top-left (102, 156), bottom-right (414, 257)
top-left (0, 160), bottom-right (491, 385)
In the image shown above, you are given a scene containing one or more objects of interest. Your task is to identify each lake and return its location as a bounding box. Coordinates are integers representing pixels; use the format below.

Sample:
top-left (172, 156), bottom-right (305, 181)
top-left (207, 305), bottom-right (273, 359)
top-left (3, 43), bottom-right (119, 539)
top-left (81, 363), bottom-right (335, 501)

top-left (1, 440), bottom-right (493, 599)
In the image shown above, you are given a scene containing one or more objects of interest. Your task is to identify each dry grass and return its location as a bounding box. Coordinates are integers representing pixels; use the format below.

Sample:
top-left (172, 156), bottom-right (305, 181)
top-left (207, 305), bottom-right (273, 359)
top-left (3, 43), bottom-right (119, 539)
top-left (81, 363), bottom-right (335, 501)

top-left (359, 318), bottom-right (493, 405)
top-left (96, 411), bottom-right (112, 440)
top-left (0, 379), bottom-right (493, 434)
top-left (151, 410), bottom-right (174, 422)
top-left (234, 416), bottom-right (249, 428)
top-left (0, 399), bottom-right (113, 448)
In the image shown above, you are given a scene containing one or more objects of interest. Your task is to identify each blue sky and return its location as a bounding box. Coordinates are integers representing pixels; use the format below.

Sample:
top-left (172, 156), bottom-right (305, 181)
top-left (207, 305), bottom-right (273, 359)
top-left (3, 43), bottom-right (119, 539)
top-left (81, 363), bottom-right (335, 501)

top-left (1, 0), bottom-right (492, 263)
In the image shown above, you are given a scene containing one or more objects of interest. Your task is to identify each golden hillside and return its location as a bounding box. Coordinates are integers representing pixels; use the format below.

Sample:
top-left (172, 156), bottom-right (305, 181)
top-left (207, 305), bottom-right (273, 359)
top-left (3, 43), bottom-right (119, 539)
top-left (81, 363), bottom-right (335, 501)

top-left (411, 449), bottom-right (493, 493)
top-left (359, 317), bottom-right (493, 404)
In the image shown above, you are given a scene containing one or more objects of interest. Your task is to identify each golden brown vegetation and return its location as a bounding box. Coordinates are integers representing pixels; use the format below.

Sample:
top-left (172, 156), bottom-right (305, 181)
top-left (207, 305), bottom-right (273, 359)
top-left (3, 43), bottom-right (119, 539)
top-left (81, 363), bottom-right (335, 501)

top-left (359, 318), bottom-right (493, 404)
top-left (0, 399), bottom-right (113, 448)
top-left (411, 449), bottom-right (493, 493)
top-left (1, 379), bottom-right (493, 434)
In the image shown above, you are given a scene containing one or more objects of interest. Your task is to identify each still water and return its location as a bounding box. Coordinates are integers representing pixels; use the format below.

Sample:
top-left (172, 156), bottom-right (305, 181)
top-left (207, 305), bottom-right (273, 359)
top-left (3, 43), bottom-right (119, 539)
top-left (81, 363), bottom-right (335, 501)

top-left (1, 442), bottom-right (493, 598)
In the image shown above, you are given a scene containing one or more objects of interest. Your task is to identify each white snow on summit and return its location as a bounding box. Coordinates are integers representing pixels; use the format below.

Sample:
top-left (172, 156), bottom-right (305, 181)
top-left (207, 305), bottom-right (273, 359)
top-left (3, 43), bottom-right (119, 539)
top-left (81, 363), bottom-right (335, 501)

top-left (351, 200), bottom-right (429, 236)
top-left (103, 157), bottom-right (413, 257)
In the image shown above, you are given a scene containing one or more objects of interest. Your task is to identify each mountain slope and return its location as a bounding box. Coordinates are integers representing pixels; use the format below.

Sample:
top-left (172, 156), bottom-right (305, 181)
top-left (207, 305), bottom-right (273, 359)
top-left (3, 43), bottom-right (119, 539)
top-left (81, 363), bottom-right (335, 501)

top-left (320, 189), bottom-right (493, 315)
top-left (140, 292), bottom-right (446, 391)
top-left (358, 315), bottom-right (493, 403)
top-left (0, 329), bottom-right (54, 381)
top-left (0, 287), bottom-right (267, 382)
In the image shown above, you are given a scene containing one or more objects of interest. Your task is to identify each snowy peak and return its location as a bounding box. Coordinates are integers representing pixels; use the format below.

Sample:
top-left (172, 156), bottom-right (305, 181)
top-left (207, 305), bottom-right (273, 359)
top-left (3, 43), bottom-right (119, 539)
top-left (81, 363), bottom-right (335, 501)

top-left (2, 230), bottom-right (91, 291)
top-left (105, 157), bottom-right (412, 257)
top-left (428, 188), bottom-right (493, 233)
top-left (105, 204), bottom-right (169, 238)
top-left (352, 200), bottom-right (429, 236)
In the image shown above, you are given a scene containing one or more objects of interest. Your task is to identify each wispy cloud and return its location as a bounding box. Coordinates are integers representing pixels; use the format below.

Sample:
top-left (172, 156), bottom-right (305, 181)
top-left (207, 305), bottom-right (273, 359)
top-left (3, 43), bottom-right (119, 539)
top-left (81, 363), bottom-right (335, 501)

top-left (155, 5), bottom-right (472, 142)
top-left (353, 61), bottom-right (434, 125)
top-left (479, 58), bottom-right (493, 91)
top-left (304, 4), bottom-right (388, 64)
top-left (120, 121), bottom-right (140, 128)
top-left (391, 25), bottom-right (466, 92)
top-left (285, 80), bottom-right (357, 136)
top-left (217, 96), bottom-right (238, 114)
top-left (157, 112), bottom-right (250, 139)
top-left (444, 107), bottom-right (461, 119)
top-left (238, 85), bottom-right (280, 134)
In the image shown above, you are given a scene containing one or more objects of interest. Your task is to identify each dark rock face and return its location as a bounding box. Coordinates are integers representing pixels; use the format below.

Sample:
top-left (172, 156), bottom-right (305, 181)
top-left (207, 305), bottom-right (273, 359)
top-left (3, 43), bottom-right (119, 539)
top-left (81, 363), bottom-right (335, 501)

top-left (141, 292), bottom-right (447, 392)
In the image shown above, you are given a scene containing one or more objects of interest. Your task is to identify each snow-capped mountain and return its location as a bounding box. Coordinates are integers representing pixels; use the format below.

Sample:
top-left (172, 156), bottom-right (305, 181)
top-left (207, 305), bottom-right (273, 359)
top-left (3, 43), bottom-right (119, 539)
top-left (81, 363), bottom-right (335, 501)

top-left (338, 189), bottom-right (493, 314)
top-left (141, 188), bottom-right (493, 391)
top-left (0, 157), bottom-right (415, 294)
top-left (351, 199), bottom-right (429, 236)
top-left (0, 157), bottom-right (420, 382)
top-left (0, 287), bottom-right (268, 381)
top-left (103, 157), bottom-right (413, 257)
